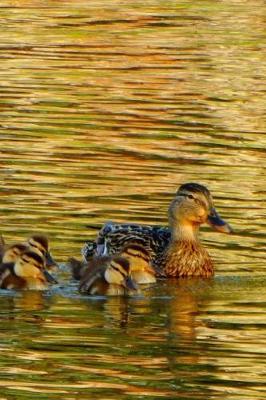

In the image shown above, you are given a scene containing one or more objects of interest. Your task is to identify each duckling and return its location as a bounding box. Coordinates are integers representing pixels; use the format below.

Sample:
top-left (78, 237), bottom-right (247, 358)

top-left (0, 250), bottom-right (53, 290)
top-left (0, 234), bottom-right (58, 271)
top-left (119, 243), bottom-right (156, 284)
top-left (70, 242), bottom-right (155, 284)
top-left (0, 237), bottom-right (58, 284)
top-left (78, 256), bottom-right (138, 296)
top-left (82, 183), bottom-right (232, 278)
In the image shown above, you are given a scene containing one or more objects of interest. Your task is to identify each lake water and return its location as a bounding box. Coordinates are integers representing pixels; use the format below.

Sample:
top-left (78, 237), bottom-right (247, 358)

top-left (0, 0), bottom-right (265, 399)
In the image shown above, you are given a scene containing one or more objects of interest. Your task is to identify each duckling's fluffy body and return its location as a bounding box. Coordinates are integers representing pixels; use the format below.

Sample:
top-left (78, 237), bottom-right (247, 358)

top-left (77, 255), bottom-right (137, 296)
top-left (0, 250), bottom-right (50, 290)
top-left (119, 243), bottom-right (156, 284)
top-left (69, 242), bottom-right (155, 294)
top-left (0, 234), bottom-right (57, 270)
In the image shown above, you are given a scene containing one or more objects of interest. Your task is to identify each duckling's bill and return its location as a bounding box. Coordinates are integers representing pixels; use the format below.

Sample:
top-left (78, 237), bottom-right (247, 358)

top-left (45, 251), bottom-right (58, 269)
top-left (43, 269), bottom-right (58, 284)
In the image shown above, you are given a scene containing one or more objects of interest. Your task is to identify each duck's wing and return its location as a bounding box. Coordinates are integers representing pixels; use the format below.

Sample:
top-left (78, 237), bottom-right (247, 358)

top-left (91, 222), bottom-right (171, 261)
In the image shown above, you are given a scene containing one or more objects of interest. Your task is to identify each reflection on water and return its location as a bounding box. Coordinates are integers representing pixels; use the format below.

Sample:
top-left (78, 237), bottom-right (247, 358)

top-left (0, 278), bottom-right (266, 399)
top-left (0, 0), bottom-right (265, 399)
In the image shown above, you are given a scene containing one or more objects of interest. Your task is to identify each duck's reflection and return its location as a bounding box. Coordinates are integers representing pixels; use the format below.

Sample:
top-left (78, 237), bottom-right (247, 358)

top-left (86, 278), bottom-right (215, 399)
top-left (95, 278), bottom-right (212, 337)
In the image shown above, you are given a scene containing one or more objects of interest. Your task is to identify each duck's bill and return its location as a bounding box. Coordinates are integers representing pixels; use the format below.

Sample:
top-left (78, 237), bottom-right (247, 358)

top-left (207, 208), bottom-right (233, 234)
top-left (123, 276), bottom-right (138, 291)
top-left (43, 269), bottom-right (58, 284)
top-left (45, 252), bottom-right (58, 269)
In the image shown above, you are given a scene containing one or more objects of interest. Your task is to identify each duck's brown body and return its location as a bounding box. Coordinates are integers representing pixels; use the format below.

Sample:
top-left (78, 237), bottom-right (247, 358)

top-left (161, 240), bottom-right (213, 278)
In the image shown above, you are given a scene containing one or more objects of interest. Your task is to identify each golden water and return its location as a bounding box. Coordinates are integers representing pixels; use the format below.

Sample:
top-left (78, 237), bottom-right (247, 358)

top-left (0, 1), bottom-right (265, 399)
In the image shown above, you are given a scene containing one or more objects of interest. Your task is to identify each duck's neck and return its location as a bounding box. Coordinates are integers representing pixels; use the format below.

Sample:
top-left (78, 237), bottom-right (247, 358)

top-left (170, 220), bottom-right (199, 243)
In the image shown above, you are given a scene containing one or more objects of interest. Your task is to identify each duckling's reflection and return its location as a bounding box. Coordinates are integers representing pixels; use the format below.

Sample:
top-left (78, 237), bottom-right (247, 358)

top-left (103, 296), bottom-right (131, 328)
top-left (13, 290), bottom-right (47, 312)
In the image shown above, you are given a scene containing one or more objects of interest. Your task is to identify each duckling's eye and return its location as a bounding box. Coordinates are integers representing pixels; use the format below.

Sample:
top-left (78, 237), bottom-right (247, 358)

top-left (187, 194), bottom-right (195, 199)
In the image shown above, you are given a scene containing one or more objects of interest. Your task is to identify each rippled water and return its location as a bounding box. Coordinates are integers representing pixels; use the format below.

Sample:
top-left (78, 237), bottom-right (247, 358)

top-left (0, 0), bottom-right (265, 399)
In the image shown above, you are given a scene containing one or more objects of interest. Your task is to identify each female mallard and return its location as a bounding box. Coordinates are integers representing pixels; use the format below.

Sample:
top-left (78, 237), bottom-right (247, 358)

top-left (0, 250), bottom-right (54, 290)
top-left (82, 183), bottom-right (232, 278)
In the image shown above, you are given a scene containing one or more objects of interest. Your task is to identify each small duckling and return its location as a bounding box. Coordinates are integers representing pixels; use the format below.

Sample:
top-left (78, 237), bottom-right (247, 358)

top-left (1, 240), bottom-right (57, 284)
top-left (0, 234), bottom-right (58, 271)
top-left (0, 250), bottom-right (53, 290)
top-left (119, 243), bottom-right (156, 284)
top-left (69, 242), bottom-right (155, 285)
top-left (79, 256), bottom-right (138, 296)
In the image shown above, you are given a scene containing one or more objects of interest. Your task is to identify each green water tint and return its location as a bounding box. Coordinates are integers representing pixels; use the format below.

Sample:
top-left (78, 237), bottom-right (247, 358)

top-left (0, 0), bottom-right (265, 398)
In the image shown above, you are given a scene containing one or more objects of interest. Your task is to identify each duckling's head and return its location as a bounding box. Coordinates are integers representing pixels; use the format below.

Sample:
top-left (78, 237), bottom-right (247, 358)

top-left (14, 250), bottom-right (46, 279)
top-left (104, 257), bottom-right (138, 291)
top-left (2, 243), bottom-right (29, 264)
top-left (171, 183), bottom-right (232, 234)
top-left (27, 235), bottom-right (57, 269)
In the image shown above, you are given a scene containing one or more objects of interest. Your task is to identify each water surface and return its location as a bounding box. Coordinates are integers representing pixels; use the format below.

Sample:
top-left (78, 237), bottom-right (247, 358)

top-left (0, 0), bottom-right (265, 399)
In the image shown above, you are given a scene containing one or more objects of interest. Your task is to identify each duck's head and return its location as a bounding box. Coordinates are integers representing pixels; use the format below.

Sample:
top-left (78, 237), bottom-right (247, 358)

top-left (27, 235), bottom-right (57, 269)
top-left (104, 257), bottom-right (138, 291)
top-left (2, 243), bottom-right (29, 264)
top-left (170, 183), bottom-right (232, 234)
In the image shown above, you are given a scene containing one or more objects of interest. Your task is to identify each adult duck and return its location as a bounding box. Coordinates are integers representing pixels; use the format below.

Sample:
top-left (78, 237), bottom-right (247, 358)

top-left (82, 183), bottom-right (232, 278)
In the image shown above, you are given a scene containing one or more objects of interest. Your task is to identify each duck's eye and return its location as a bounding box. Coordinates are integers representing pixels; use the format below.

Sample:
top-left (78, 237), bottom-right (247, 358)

top-left (187, 194), bottom-right (194, 199)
